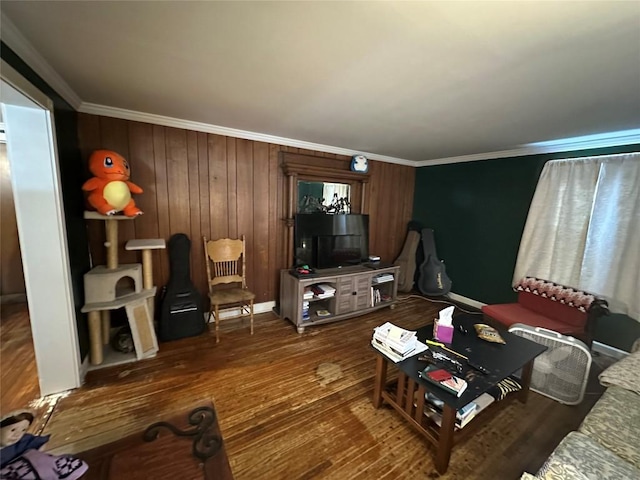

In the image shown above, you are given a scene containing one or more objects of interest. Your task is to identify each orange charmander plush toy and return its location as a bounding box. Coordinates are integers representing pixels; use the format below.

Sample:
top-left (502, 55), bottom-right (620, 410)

top-left (82, 150), bottom-right (143, 216)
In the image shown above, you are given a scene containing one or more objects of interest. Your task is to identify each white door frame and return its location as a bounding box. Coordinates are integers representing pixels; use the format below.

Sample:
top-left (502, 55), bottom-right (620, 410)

top-left (1, 60), bottom-right (82, 396)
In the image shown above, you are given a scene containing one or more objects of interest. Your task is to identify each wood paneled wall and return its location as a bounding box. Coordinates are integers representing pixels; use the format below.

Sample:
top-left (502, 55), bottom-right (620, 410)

top-left (77, 114), bottom-right (415, 304)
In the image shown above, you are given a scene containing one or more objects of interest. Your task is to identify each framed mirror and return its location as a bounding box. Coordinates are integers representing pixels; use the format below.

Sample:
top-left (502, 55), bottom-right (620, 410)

top-left (281, 152), bottom-right (371, 268)
top-left (298, 181), bottom-right (351, 214)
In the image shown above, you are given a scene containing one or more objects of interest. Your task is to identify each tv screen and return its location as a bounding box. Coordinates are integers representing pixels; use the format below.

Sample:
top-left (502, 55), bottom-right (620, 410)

top-left (316, 234), bottom-right (362, 269)
top-left (294, 213), bottom-right (369, 269)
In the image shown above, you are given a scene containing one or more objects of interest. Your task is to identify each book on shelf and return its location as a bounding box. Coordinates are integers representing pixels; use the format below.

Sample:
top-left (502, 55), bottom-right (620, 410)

top-left (370, 287), bottom-right (382, 306)
top-left (418, 392), bottom-right (494, 429)
top-left (419, 365), bottom-right (468, 397)
top-left (423, 406), bottom-right (476, 430)
top-left (311, 283), bottom-right (335, 298)
top-left (311, 284), bottom-right (335, 295)
top-left (372, 273), bottom-right (394, 284)
top-left (316, 309), bottom-right (331, 318)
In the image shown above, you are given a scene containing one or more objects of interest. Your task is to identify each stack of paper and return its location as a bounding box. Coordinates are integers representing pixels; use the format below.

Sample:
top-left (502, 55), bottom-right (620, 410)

top-left (371, 322), bottom-right (428, 362)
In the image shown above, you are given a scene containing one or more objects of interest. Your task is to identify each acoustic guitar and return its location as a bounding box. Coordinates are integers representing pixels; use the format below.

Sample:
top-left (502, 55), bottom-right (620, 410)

top-left (394, 222), bottom-right (422, 292)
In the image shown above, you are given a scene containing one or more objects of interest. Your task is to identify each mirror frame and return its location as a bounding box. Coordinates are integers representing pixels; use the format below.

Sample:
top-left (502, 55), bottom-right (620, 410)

top-left (281, 152), bottom-right (370, 268)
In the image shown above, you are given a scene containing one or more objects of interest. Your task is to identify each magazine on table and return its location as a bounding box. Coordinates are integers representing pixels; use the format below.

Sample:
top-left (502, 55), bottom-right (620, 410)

top-left (419, 364), bottom-right (468, 397)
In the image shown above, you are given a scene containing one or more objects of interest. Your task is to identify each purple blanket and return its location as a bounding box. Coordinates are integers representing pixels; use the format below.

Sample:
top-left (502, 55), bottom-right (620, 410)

top-left (0, 449), bottom-right (87, 479)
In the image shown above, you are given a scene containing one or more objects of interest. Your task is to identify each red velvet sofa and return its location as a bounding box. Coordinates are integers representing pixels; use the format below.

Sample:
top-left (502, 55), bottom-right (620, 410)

top-left (482, 277), bottom-right (609, 346)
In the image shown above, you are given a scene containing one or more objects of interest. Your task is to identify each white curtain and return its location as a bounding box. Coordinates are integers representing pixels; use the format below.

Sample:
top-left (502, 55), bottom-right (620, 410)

top-left (513, 152), bottom-right (640, 320)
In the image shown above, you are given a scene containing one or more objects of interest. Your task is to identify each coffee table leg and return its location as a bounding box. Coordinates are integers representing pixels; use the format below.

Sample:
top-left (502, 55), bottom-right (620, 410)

top-left (435, 404), bottom-right (456, 474)
top-left (373, 356), bottom-right (388, 409)
top-left (518, 359), bottom-right (535, 404)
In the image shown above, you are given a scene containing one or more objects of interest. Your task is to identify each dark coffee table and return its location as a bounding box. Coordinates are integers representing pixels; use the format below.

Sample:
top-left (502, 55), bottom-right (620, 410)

top-left (372, 313), bottom-right (547, 474)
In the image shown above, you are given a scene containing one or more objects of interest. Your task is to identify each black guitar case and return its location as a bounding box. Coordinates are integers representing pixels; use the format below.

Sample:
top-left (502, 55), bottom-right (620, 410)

top-left (417, 228), bottom-right (452, 296)
top-left (159, 233), bottom-right (205, 342)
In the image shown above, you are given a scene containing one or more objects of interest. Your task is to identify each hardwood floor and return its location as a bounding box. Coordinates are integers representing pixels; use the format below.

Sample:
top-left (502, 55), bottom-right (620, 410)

top-left (1, 297), bottom-right (607, 479)
top-left (0, 302), bottom-right (41, 409)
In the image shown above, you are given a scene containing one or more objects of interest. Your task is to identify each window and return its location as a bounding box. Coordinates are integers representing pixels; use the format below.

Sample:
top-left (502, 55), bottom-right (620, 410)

top-left (513, 153), bottom-right (640, 320)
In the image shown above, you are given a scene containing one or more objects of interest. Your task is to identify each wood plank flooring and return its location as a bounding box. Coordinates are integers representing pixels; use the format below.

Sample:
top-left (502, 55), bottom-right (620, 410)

top-left (1, 297), bottom-right (607, 479)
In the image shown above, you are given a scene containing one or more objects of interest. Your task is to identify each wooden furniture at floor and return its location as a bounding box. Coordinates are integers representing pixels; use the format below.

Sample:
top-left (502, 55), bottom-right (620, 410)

top-left (203, 235), bottom-right (255, 343)
top-left (372, 314), bottom-right (547, 474)
top-left (482, 276), bottom-right (609, 347)
top-left (76, 401), bottom-right (233, 480)
top-left (279, 264), bottom-right (399, 334)
top-left (82, 212), bottom-right (159, 366)
top-left (280, 152), bottom-right (371, 269)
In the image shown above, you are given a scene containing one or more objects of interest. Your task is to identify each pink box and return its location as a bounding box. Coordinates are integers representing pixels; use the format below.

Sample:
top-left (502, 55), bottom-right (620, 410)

top-left (433, 319), bottom-right (454, 344)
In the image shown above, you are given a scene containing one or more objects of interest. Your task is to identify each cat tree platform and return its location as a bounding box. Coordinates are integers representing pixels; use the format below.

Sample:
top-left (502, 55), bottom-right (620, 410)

top-left (82, 288), bottom-right (158, 366)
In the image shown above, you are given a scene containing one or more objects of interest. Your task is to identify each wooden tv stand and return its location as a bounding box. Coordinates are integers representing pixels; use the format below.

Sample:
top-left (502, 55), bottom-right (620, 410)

top-left (279, 265), bottom-right (400, 333)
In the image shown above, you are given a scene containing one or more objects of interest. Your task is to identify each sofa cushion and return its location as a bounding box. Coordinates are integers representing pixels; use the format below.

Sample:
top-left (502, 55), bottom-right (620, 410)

top-left (579, 386), bottom-right (640, 469)
top-left (482, 303), bottom-right (583, 336)
top-left (537, 431), bottom-right (640, 480)
top-left (598, 350), bottom-right (640, 395)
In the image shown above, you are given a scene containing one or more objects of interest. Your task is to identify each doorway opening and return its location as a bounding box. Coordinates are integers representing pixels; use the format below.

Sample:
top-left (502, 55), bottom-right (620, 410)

top-left (1, 60), bottom-right (82, 397)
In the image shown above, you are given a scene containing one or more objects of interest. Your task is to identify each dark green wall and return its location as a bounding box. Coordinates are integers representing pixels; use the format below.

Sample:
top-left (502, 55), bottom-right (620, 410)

top-left (1, 42), bottom-right (91, 359)
top-left (413, 144), bottom-right (640, 351)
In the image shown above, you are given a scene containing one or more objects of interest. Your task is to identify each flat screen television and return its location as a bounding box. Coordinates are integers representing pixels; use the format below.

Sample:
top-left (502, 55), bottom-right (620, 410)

top-left (294, 213), bottom-right (369, 269)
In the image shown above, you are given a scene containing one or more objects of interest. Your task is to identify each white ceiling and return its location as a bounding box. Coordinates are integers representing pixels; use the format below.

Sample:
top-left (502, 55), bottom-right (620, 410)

top-left (1, 1), bottom-right (639, 165)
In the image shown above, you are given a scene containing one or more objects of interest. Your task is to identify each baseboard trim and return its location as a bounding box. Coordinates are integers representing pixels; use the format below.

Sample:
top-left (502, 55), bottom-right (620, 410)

top-left (0, 293), bottom-right (27, 304)
top-left (204, 300), bottom-right (276, 323)
top-left (592, 341), bottom-right (629, 359)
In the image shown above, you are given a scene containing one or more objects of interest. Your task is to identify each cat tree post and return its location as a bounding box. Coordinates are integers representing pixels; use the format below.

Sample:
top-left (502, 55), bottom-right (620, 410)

top-left (105, 218), bottom-right (119, 269)
top-left (103, 218), bottom-right (118, 341)
top-left (125, 239), bottom-right (166, 319)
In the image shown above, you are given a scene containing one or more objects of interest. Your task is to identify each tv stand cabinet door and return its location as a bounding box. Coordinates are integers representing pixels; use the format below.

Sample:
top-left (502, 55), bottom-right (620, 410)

top-left (336, 273), bottom-right (370, 315)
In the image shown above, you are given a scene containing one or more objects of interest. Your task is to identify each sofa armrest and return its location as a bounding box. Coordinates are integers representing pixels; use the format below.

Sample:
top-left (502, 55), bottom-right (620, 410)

top-left (599, 350), bottom-right (640, 395)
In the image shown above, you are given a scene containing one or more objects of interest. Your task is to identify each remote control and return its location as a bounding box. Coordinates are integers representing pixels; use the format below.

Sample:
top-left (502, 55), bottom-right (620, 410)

top-left (467, 360), bottom-right (489, 375)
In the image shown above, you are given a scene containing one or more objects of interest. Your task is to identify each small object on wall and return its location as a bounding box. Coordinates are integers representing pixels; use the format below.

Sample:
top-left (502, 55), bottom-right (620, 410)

top-left (350, 154), bottom-right (369, 173)
top-left (82, 149), bottom-right (144, 217)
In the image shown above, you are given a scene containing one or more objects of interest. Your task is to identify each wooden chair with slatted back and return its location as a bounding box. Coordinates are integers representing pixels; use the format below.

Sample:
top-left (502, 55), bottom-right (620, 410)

top-left (203, 235), bottom-right (255, 343)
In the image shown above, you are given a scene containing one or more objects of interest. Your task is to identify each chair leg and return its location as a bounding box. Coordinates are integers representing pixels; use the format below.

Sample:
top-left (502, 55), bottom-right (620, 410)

top-left (250, 300), bottom-right (254, 335)
top-left (215, 304), bottom-right (220, 343)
